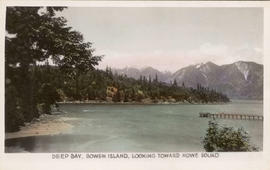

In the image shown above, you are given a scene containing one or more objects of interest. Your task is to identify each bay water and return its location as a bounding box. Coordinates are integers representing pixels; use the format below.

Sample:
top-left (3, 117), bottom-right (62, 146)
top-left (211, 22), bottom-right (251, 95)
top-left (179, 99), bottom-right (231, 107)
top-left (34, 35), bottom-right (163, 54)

top-left (5, 100), bottom-right (263, 152)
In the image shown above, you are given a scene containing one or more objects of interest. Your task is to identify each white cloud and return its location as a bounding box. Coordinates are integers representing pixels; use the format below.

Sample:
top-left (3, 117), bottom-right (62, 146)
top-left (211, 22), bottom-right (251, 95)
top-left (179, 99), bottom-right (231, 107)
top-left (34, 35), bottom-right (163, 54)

top-left (231, 45), bottom-right (263, 64)
top-left (62, 7), bottom-right (262, 72)
top-left (97, 43), bottom-right (263, 72)
top-left (199, 43), bottom-right (229, 57)
top-left (186, 43), bottom-right (263, 67)
top-left (187, 43), bottom-right (230, 65)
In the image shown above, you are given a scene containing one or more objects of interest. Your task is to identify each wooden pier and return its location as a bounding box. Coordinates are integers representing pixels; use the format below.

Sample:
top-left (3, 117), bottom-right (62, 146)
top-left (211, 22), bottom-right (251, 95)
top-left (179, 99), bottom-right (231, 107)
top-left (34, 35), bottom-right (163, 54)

top-left (199, 112), bottom-right (263, 121)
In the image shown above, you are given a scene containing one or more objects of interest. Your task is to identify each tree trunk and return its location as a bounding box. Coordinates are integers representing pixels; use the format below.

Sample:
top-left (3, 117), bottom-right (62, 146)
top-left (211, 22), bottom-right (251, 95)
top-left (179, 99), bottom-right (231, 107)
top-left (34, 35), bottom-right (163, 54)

top-left (75, 70), bottom-right (80, 100)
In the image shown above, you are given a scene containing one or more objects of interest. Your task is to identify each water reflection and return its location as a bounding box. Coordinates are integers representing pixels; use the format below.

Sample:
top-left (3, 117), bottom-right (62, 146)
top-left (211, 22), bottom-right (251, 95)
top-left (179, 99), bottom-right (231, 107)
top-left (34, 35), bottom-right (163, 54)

top-left (5, 134), bottom-right (108, 153)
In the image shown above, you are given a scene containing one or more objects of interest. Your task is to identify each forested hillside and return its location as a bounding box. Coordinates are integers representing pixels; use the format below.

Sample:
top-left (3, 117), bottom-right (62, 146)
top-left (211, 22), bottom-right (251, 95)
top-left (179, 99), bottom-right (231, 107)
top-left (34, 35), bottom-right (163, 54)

top-left (28, 65), bottom-right (230, 104)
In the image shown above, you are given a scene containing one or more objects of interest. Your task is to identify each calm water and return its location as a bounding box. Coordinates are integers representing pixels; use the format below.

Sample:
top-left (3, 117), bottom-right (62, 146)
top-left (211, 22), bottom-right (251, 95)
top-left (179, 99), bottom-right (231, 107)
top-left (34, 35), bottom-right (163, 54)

top-left (5, 100), bottom-right (263, 152)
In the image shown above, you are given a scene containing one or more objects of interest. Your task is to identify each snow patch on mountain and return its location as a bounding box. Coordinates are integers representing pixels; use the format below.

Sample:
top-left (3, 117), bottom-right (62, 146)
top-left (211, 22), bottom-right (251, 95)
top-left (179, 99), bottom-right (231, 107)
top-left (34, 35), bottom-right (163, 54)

top-left (201, 72), bottom-right (209, 86)
top-left (194, 62), bottom-right (213, 73)
top-left (235, 62), bottom-right (249, 80)
top-left (196, 63), bottom-right (203, 69)
top-left (199, 64), bottom-right (211, 73)
top-left (201, 72), bottom-right (207, 79)
top-left (176, 69), bottom-right (186, 80)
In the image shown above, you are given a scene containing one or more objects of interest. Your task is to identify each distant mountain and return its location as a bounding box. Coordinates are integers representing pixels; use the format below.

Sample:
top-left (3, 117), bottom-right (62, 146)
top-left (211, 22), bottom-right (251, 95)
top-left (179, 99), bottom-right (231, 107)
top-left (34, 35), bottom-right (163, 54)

top-left (171, 61), bottom-right (263, 100)
top-left (112, 66), bottom-right (172, 83)
top-left (112, 61), bottom-right (263, 100)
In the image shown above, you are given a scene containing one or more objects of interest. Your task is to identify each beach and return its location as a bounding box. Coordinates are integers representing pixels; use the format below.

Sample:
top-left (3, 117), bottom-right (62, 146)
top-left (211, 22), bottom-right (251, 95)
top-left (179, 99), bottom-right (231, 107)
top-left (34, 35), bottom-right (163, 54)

top-left (5, 113), bottom-right (74, 140)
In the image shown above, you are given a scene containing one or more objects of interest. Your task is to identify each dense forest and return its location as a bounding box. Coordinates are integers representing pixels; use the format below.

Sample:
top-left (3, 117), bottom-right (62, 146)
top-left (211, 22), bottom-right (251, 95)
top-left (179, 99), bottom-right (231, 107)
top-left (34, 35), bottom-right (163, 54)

top-left (27, 65), bottom-right (230, 104)
top-left (5, 7), bottom-right (229, 132)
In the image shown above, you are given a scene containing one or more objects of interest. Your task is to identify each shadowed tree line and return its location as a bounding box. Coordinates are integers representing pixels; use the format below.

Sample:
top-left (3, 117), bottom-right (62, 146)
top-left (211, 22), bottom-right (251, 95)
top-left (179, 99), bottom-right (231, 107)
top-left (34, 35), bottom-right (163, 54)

top-left (27, 66), bottom-right (230, 104)
top-left (5, 7), bottom-right (229, 132)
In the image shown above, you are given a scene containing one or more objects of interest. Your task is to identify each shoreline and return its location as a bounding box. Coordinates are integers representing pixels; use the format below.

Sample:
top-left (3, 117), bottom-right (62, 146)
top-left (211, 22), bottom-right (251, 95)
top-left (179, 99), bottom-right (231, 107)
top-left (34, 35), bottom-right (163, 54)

top-left (5, 113), bottom-right (74, 140)
top-left (57, 100), bottom-right (229, 105)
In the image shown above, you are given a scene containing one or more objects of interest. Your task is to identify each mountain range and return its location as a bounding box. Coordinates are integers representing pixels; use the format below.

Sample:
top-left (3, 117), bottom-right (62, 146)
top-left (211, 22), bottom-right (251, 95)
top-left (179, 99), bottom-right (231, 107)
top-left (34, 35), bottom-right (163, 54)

top-left (112, 61), bottom-right (263, 100)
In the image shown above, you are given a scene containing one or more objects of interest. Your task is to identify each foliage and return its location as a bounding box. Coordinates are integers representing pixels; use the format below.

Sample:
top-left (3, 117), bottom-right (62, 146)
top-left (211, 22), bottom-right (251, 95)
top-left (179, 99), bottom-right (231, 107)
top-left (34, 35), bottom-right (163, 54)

top-left (202, 121), bottom-right (258, 152)
top-left (5, 84), bottom-right (24, 132)
top-left (38, 83), bottom-right (60, 114)
top-left (5, 7), bottom-right (101, 132)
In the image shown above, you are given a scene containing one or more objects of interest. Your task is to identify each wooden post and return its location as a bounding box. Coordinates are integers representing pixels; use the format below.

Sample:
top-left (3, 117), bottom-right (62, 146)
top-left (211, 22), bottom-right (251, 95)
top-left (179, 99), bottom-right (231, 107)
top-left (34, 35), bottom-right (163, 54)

top-left (199, 112), bottom-right (263, 121)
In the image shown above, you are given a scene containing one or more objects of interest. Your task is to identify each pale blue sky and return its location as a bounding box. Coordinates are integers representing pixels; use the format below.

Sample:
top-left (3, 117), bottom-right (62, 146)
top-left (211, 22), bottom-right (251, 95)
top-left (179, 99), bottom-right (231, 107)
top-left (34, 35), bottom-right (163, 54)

top-left (60, 7), bottom-right (263, 72)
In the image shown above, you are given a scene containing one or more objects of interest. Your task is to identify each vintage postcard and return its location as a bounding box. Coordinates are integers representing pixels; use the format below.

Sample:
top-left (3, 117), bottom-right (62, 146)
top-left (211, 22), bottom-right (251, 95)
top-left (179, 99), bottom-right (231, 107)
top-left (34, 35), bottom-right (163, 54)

top-left (0, 1), bottom-right (270, 170)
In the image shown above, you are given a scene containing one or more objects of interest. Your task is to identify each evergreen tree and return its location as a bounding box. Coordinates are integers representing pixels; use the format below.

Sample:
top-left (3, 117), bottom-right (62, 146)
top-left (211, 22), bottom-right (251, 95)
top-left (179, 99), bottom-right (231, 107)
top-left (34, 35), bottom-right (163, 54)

top-left (202, 121), bottom-right (258, 152)
top-left (173, 79), bottom-right (178, 87)
top-left (154, 73), bottom-right (158, 83)
top-left (148, 75), bottom-right (152, 84)
top-left (5, 7), bottom-right (102, 131)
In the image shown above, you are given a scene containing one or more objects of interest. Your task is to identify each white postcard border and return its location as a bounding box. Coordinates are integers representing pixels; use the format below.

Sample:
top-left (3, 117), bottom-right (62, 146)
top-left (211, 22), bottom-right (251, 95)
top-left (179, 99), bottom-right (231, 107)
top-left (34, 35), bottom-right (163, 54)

top-left (0, 1), bottom-right (270, 170)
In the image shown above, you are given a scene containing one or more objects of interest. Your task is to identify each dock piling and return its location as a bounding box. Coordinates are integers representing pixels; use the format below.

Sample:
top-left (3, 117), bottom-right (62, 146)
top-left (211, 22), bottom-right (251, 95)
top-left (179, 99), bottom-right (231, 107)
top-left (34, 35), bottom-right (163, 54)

top-left (199, 112), bottom-right (263, 121)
